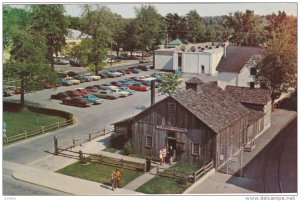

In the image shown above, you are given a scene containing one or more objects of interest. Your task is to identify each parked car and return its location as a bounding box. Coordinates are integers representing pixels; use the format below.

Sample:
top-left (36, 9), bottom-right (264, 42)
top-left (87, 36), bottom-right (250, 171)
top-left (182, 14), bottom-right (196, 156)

top-left (138, 59), bottom-right (150, 64)
top-left (98, 72), bottom-right (108, 79)
top-left (101, 71), bottom-right (117, 78)
top-left (65, 77), bottom-right (80, 85)
top-left (51, 92), bottom-right (70, 100)
top-left (53, 57), bottom-right (69, 65)
top-left (109, 88), bottom-right (130, 97)
top-left (140, 75), bottom-right (156, 81)
top-left (65, 90), bottom-right (83, 97)
top-left (119, 79), bottom-right (140, 86)
top-left (136, 65), bottom-right (149, 71)
top-left (85, 73), bottom-right (101, 81)
top-left (127, 83), bottom-right (150, 91)
top-left (5, 86), bottom-right (21, 94)
top-left (3, 89), bottom-right (13, 97)
top-left (97, 83), bottom-right (119, 91)
top-left (75, 88), bottom-right (92, 95)
top-left (69, 58), bottom-right (84, 67)
top-left (131, 68), bottom-right (142, 74)
top-left (111, 81), bottom-right (123, 87)
top-left (119, 86), bottom-right (135, 95)
top-left (124, 69), bottom-right (133, 74)
top-left (93, 90), bottom-right (119, 99)
top-left (85, 86), bottom-right (99, 92)
top-left (66, 71), bottom-right (78, 77)
top-left (108, 70), bottom-right (122, 77)
top-left (75, 74), bottom-right (92, 82)
top-left (60, 78), bottom-right (72, 86)
top-left (140, 80), bottom-right (160, 88)
top-left (116, 69), bottom-right (126, 75)
top-left (81, 94), bottom-right (104, 105)
top-left (62, 97), bottom-right (91, 107)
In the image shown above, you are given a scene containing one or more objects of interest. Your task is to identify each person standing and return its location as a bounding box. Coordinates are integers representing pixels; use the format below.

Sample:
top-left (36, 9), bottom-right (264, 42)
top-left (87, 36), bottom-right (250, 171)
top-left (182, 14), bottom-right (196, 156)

top-left (115, 169), bottom-right (121, 188)
top-left (111, 170), bottom-right (116, 191)
top-left (162, 146), bottom-right (167, 164)
top-left (159, 147), bottom-right (163, 165)
top-left (169, 146), bottom-right (174, 165)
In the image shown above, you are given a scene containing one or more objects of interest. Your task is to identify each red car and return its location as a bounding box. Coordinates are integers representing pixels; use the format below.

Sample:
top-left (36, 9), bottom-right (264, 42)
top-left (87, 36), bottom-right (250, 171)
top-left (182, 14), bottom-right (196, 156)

top-left (125, 69), bottom-right (133, 74)
top-left (75, 88), bottom-right (92, 95)
top-left (61, 97), bottom-right (91, 107)
top-left (6, 86), bottom-right (21, 94)
top-left (65, 90), bottom-right (83, 97)
top-left (127, 83), bottom-right (150, 91)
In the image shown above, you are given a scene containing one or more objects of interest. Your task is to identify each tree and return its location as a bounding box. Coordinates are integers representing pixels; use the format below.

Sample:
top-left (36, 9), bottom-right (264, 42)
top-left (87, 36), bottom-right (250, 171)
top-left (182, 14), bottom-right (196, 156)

top-left (134, 5), bottom-right (165, 58)
top-left (123, 19), bottom-right (139, 57)
top-left (65, 15), bottom-right (82, 30)
top-left (30, 5), bottom-right (69, 68)
top-left (4, 27), bottom-right (57, 107)
top-left (165, 13), bottom-right (186, 41)
top-left (255, 30), bottom-right (296, 105)
top-left (79, 5), bottom-right (114, 74)
top-left (185, 10), bottom-right (205, 43)
top-left (111, 13), bottom-right (127, 58)
top-left (3, 6), bottom-right (31, 48)
top-left (158, 73), bottom-right (183, 96)
top-left (223, 10), bottom-right (266, 46)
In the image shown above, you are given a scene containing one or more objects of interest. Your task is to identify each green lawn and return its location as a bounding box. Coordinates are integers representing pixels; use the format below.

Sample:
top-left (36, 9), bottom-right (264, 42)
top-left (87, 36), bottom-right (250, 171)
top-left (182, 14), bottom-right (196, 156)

top-left (3, 110), bottom-right (66, 136)
top-left (56, 161), bottom-right (142, 187)
top-left (136, 162), bottom-right (199, 194)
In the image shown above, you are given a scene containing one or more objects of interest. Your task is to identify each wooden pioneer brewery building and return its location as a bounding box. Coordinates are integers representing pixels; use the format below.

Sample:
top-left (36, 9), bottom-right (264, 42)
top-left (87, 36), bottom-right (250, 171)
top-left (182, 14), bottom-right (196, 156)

top-left (114, 77), bottom-right (271, 169)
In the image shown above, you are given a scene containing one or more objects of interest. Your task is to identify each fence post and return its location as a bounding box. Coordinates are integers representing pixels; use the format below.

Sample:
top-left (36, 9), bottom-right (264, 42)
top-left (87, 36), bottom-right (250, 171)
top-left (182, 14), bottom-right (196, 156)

top-left (144, 162), bottom-right (147, 173)
top-left (156, 165), bottom-right (159, 176)
top-left (57, 121), bottom-right (60, 129)
top-left (174, 168), bottom-right (177, 179)
top-left (99, 154), bottom-right (102, 164)
top-left (41, 126), bottom-right (44, 134)
top-left (103, 126), bottom-right (106, 135)
top-left (79, 150), bottom-right (83, 162)
top-left (89, 133), bottom-right (91, 141)
top-left (193, 172), bottom-right (196, 183)
top-left (54, 136), bottom-right (58, 155)
top-left (25, 131), bottom-right (27, 138)
top-left (73, 139), bottom-right (76, 148)
top-left (121, 158), bottom-right (124, 169)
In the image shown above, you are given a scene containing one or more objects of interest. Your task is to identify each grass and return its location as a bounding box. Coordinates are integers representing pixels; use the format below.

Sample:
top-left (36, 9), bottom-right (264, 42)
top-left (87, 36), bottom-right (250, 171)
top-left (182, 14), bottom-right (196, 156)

top-left (136, 162), bottom-right (199, 194)
top-left (56, 161), bottom-right (142, 187)
top-left (102, 147), bottom-right (119, 153)
top-left (3, 110), bottom-right (66, 137)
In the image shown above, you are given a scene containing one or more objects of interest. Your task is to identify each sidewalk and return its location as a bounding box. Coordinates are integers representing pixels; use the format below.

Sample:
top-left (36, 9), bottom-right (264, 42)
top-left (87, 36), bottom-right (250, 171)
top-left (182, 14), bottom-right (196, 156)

top-left (185, 109), bottom-right (297, 194)
top-left (5, 161), bottom-right (141, 195)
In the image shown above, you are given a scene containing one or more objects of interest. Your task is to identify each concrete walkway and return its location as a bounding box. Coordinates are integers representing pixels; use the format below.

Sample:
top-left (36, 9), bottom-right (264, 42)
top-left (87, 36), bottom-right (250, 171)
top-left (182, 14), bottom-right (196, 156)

top-left (185, 109), bottom-right (297, 194)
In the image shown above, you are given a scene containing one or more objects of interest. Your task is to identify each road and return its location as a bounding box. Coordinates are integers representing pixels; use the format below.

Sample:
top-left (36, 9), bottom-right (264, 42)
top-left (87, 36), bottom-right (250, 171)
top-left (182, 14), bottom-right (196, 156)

top-left (242, 118), bottom-right (297, 193)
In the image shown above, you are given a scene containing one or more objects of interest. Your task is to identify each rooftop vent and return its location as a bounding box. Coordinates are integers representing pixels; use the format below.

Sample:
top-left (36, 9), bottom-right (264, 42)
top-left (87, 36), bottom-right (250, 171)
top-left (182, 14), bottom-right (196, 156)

top-left (209, 47), bottom-right (212, 49)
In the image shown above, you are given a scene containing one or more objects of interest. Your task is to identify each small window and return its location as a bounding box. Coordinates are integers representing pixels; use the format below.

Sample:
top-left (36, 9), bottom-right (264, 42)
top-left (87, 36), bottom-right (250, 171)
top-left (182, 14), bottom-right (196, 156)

top-left (145, 136), bottom-right (152, 148)
top-left (201, 65), bottom-right (205, 74)
top-left (250, 67), bottom-right (257, 76)
top-left (192, 143), bottom-right (200, 155)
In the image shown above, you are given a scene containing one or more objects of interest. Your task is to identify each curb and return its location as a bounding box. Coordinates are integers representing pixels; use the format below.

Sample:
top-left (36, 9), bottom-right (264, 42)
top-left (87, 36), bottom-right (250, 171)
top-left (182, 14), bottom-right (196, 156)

top-left (183, 168), bottom-right (215, 194)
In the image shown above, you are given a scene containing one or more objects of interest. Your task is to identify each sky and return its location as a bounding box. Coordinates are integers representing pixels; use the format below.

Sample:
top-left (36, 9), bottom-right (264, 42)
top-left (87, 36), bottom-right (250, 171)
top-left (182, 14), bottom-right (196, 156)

top-left (8, 2), bottom-right (297, 18)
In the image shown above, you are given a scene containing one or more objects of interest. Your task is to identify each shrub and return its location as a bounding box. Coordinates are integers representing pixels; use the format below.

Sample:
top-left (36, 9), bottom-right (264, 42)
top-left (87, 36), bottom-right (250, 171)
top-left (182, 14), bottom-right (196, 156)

top-left (109, 133), bottom-right (128, 150)
top-left (123, 140), bottom-right (133, 156)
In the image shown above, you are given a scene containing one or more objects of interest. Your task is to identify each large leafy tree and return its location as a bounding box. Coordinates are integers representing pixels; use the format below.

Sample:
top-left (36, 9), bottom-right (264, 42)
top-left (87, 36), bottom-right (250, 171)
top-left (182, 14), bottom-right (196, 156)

top-left (111, 13), bottom-right (127, 58)
top-left (185, 10), bottom-right (205, 43)
top-left (165, 13), bottom-right (186, 41)
top-left (135, 5), bottom-right (165, 58)
top-left (123, 19), bottom-right (139, 57)
top-left (255, 29), bottom-right (296, 105)
top-left (223, 10), bottom-right (266, 46)
top-left (5, 27), bottom-right (57, 107)
top-left (79, 5), bottom-right (114, 74)
top-left (30, 5), bottom-right (69, 68)
top-left (158, 73), bottom-right (182, 96)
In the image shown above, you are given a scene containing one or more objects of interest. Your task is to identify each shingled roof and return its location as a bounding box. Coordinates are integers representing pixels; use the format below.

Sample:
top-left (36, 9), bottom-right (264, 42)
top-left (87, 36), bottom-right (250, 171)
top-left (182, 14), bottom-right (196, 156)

top-left (185, 77), bottom-right (204, 85)
top-left (225, 86), bottom-right (271, 105)
top-left (216, 46), bottom-right (262, 73)
top-left (171, 82), bottom-right (251, 133)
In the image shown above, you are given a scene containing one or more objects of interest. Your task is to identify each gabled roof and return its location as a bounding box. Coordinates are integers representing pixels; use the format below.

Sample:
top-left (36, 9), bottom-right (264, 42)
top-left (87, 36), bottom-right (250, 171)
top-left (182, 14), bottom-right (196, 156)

top-left (169, 38), bottom-right (183, 45)
top-left (185, 77), bottom-right (204, 85)
top-left (225, 86), bottom-right (272, 105)
top-left (216, 46), bottom-right (262, 73)
top-left (171, 82), bottom-right (251, 133)
top-left (67, 29), bottom-right (91, 40)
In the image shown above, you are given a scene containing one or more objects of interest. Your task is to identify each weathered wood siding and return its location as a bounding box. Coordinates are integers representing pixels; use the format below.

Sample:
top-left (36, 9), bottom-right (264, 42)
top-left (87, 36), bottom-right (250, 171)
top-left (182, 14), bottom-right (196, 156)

top-left (215, 116), bottom-right (248, 169)
top-left (131, 97), bottom-right (216, 166)
top-left (247, 116), bottom-right (264, 139)
top-left (263, 101), bottom-right (272, 128)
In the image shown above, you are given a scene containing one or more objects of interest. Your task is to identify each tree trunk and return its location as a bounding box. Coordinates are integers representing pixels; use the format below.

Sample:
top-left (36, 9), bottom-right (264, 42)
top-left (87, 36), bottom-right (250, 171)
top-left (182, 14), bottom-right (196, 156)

top-left (130, 51), bottom-right (133, 58)
top-left (95, 67), bottom-right (98, 75)
top-left (20, 80), bottom-right (25, 107)
top-left (142, 50), bottom-right (144, 60)
top-left (51, 58), bottom-right (54, 69)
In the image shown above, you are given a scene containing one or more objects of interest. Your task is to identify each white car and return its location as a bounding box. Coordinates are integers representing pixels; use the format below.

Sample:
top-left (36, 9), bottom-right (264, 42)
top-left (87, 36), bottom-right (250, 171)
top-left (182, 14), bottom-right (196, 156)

top-left (110, 89), bottom-right (129, 97)
top-left (110, 71), bottom-right (122, 77)
top-left (85, 73), bottom-right (101, 81)
top-left (140, 75), bottom-right (156, 81)
top-left (99, 84), bottom-right (119, 91)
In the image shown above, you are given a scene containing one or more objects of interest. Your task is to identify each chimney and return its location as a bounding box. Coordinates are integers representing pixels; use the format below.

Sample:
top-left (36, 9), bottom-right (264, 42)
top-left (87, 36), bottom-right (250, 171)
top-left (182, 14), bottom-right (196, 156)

top-left (250, 82), bottom-right (255, 89)
top-left (185, 77), bottom-right (204, 91)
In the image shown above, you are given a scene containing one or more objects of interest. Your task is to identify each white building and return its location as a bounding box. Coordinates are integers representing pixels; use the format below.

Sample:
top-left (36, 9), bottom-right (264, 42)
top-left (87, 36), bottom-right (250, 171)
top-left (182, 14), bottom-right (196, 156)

top-left (216, 46), bottom-right (262, 89)
top-left (154, 42), bottom-right (228, 76)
